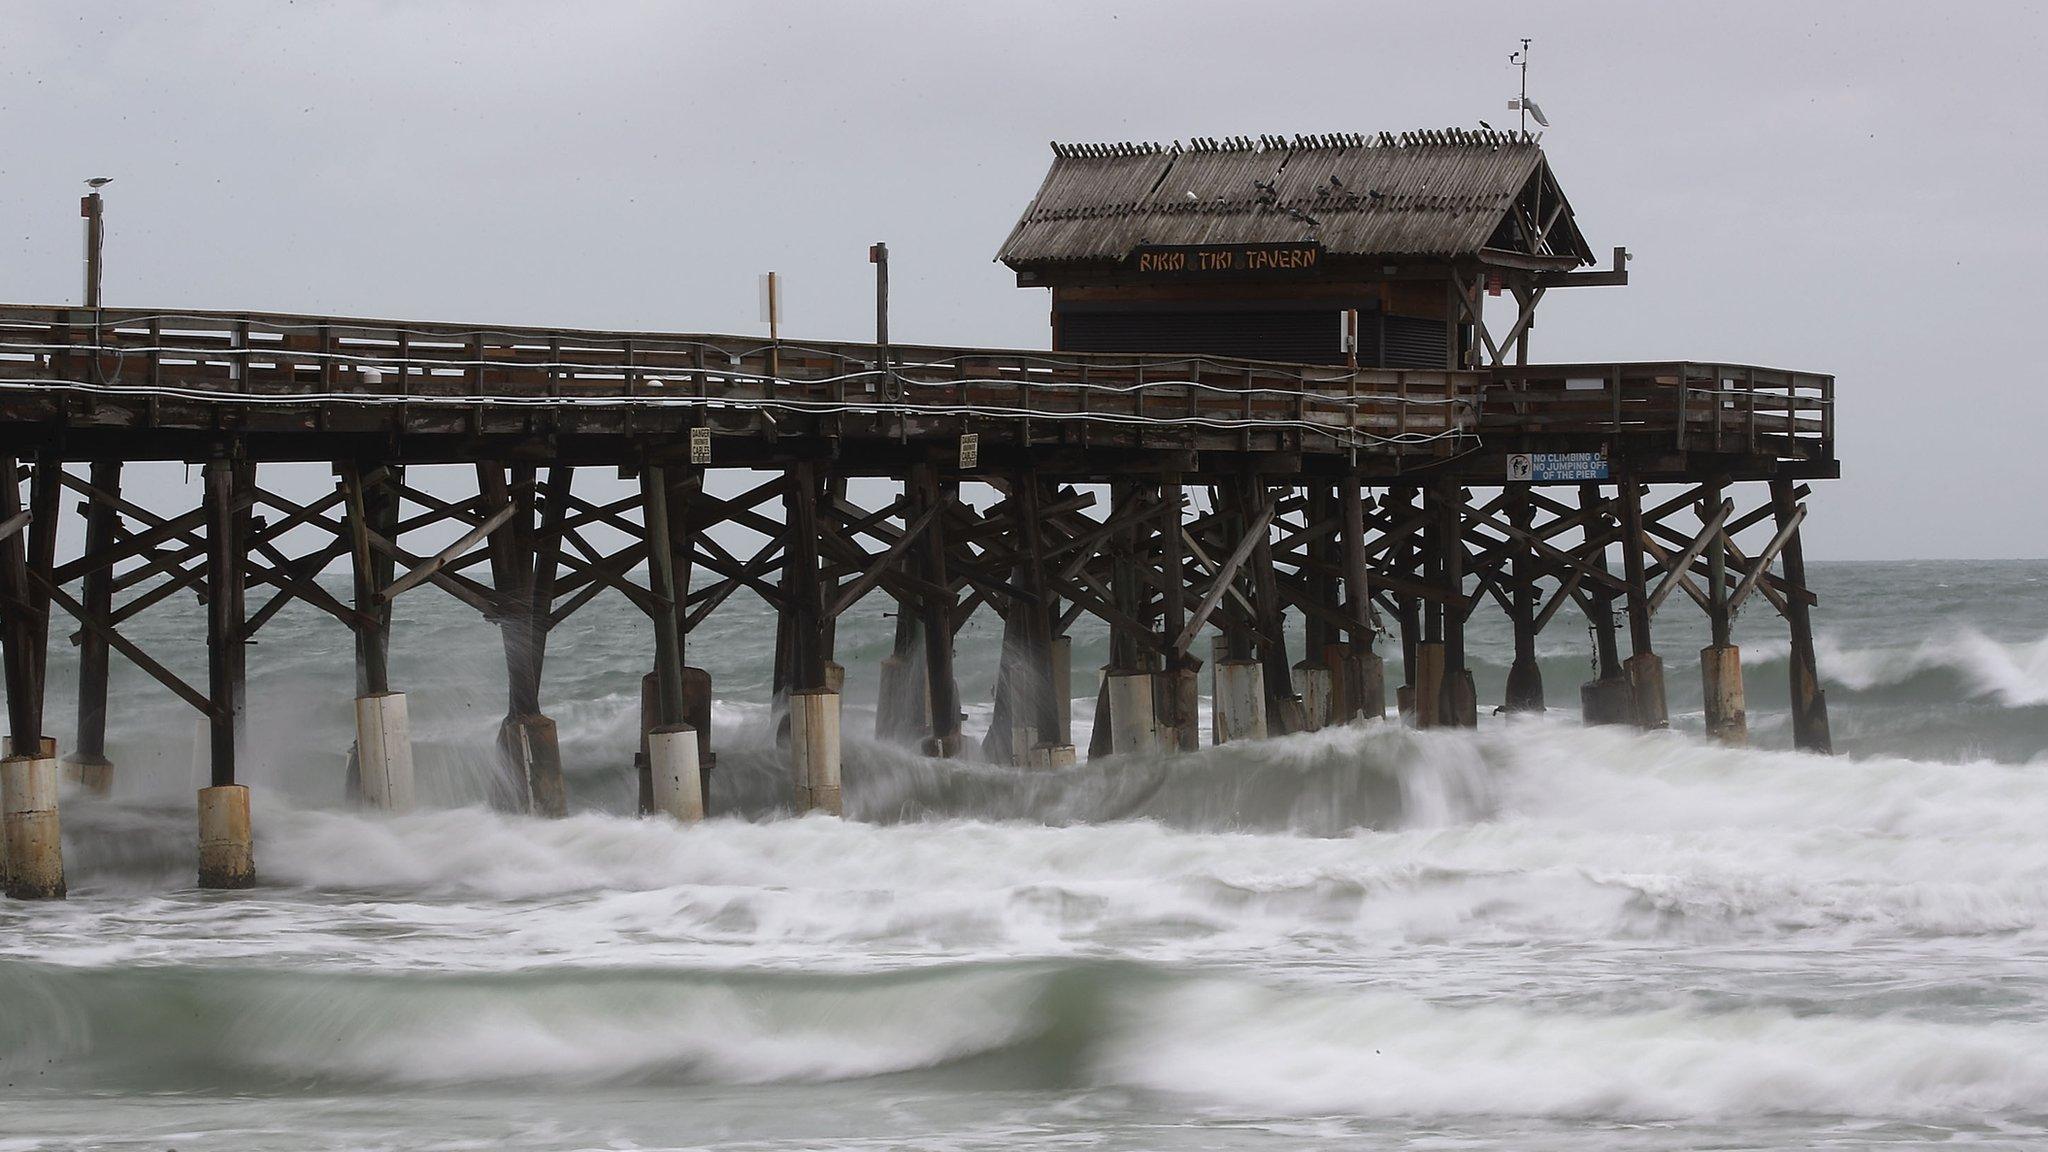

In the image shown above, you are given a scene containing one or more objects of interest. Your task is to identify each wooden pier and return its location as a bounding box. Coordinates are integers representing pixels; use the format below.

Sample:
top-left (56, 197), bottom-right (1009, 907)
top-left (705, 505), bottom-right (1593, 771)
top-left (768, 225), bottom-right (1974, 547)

top-left (0, 130), bottom-right (1839, 898)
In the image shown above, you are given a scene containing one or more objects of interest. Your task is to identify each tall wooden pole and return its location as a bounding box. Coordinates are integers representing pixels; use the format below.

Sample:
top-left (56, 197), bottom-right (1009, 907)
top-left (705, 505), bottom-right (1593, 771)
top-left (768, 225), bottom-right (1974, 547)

top-left (83, 191), bottom-right (104, 310)
top-left (1242, 475), bottom-right (1297, 734)
top-left (0, 458), bottom-right (43, 752)
top-left (203, 460), bottom-right (244, 790)
top-left (1773, 478), bottom-right (1832, 754)
top-left (785, 461), bottom-right (826, 692)
top-left (1504, 481), bottom-right (1545, 711)
top-left (642, 464), bottom-right (688, 730)
top-left (913, 465), bottom-right (960, 756)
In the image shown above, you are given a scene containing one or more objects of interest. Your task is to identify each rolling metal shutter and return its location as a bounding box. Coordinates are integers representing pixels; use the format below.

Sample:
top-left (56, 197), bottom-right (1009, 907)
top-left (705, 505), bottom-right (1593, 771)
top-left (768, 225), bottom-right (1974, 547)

top-left (1057, 310), bottom-right (1343, 364)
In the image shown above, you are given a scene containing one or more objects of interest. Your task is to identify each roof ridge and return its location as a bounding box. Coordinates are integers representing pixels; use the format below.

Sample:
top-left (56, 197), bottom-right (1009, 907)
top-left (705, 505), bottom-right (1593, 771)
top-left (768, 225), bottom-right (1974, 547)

top-left (1051, 128), bottom-right (1540, 158)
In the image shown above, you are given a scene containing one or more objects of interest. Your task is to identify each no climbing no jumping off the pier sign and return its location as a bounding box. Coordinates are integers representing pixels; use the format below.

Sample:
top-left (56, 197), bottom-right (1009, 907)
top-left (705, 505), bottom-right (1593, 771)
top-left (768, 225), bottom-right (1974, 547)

top-left (1507, 451), bottom-right (1609, 482)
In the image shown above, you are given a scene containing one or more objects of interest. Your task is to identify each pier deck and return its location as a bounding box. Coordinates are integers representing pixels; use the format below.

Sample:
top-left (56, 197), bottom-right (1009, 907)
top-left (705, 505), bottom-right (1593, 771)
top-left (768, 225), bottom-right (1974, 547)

top-left (0, 302), bottom-right (1837, 899)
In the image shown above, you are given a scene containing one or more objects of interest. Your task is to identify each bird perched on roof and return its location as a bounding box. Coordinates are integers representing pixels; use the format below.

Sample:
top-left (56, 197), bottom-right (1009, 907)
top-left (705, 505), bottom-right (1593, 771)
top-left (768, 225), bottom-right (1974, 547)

top-left (85, 177), bottom-right (112, 189)
top-left (1284, 208), bottom-right (1320, 226)
top-left (1329, 174), bottom-right (1344, 189)
top-left (1478, 120), bottom-right (1493, 131)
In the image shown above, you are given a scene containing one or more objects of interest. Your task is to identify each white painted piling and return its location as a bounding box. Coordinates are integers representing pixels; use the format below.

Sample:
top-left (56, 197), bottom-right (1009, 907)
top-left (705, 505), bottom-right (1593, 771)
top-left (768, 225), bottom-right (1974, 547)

top-left (1294, 663), bottom-right (1336, 731)
top-left (197, 784), bottom-right (255, 889)
top-left (1105, 671), bottom-right (1161, 755)
top-left (2, 754), bottom-right (64, 899)
top-left (353, 691), bottom-right (416, 812)
top-left (1626, 652), bottom-right (1669, 730)
top-left (1212, 659), bottom-right (1267, 743)
top-left (1701, 645), bottom-right (1747, 745)
top-left (789, 690), bottom-right (842, 815)
top-left (648, 723), bottom-right (704, 822)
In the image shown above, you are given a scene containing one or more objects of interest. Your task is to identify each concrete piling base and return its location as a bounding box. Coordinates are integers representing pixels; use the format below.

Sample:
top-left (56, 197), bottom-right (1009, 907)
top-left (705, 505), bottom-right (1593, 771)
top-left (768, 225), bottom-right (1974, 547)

top-left (875, 653), bottom-right (929, 743)
top-left (1294, 663), bottom-right (1335, 731)
top-left (1212, 659), bottom-right (1267, 743)
top-left (1413, 642), bottom-right (1446, 729)
top-left (1448, 669), bottom-right (1479, 728)
top-left (648, 724), bottom-right (704, 822)
top-left (1626, 652), bottom-right (1669, 730)
top-left (60, 753), bottom-right (113, 797)
top-left (353, 692), bottom-right (415, 812)
top-left (1025, 742), bottom-right (1078, 770)
top-left (500, 714), bottom-right (566, 817)
top-left (789, 690), bottom-right (842, 815)
top-left (1156, 666), bottom-right (1200, 752)
top-left (1700, 645), bottom-right (1747, 745)
top-left (3, 755), bottom-right (65, 900)
top-left (1581, 676), bottom-right (1635, 726)
top-left (1504, 656), bottom-right (1546, 713)
top-left (1105, 671), bottom-right (1162, 755)
top-left (1351, 650), bottom-right (1388, 722)
top-left (196, 784), bottom-right (255, 890)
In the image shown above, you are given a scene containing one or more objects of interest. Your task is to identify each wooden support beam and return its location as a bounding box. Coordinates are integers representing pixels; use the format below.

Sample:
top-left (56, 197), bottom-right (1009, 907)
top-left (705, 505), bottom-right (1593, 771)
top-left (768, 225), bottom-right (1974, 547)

top-left (1175, 499), bottom-right (1274, 654)
top-left (1728, 502), bottom-right (1805, 615)
top-left (37, 572), bottom-right (212, 717)
top-left (381, 499), bottom-right (519, 603)
top-left (1647, 498), bottom-right (1732, 616)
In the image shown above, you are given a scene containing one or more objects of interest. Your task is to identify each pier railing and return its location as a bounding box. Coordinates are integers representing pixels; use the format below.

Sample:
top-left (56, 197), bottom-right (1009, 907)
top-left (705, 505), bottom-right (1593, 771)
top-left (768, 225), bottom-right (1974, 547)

top-left (0, 305), bottom-right (1831, 463)
top-left (1484, 362), bottom-right (1834, 459)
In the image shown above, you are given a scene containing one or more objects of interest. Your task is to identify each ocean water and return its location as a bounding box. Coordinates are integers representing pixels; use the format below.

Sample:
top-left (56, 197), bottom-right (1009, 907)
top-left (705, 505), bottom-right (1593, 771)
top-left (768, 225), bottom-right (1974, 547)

top-left (6, 559), bottom-right (2048, 1150)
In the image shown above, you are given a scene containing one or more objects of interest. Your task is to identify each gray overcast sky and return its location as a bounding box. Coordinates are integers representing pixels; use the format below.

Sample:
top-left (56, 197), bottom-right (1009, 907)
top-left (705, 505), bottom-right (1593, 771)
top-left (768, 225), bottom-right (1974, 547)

top-left (3, 1), bottom-right (2042, 560)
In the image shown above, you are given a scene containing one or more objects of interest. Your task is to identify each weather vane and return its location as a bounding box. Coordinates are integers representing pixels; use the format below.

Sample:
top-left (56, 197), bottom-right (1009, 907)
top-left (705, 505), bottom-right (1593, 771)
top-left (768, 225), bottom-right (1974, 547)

top-left (1509, 39), bottom-right (1549, 132)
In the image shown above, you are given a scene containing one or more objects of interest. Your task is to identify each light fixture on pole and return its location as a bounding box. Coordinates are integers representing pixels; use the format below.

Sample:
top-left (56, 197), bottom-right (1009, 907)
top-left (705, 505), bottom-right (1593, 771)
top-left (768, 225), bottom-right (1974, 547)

top-left (82, 177), bottom-right (112, 309)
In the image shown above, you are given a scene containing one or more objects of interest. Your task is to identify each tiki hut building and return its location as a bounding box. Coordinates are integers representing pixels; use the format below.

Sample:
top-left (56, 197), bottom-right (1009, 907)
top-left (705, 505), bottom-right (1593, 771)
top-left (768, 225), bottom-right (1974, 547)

top-left (997, 130), bottom-right (1625, 368)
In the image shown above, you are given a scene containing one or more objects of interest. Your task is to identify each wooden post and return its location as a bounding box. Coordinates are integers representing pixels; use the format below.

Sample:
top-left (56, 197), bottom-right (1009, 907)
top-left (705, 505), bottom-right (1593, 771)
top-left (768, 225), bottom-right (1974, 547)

top-left (340, 461), bottom-right (397, 804)
top-left (1617, 474), bottom-right (1668, 729)
top-left (1243, 475), bottom-right (1299, 734)
top-left (2, 454), bottom-right (65, 899)
top-left (642, 465), bottom-right (688, 729)
top-left (1392, 484), bottom-right (1421, 720)
top-left (785, 462), bottom-right (827, 692)
top-left (998, 472), bottom-right (1062, 760)
top-left (0, 458), bottom-right (41, 754)
top-left (1504, 481), bottom-right (1545, 712)
top-left (1340, 477), bottom-right (1385, 721)
top-left (1436, 477), bottom-right (1474, 726)
top-left (1773, 478), bottom-right (1832, 753)
top-left (1700, 477), bottom-right (1746, 744)
top-left (203, 460), bottom-right (246, 791)
top-left (916, 469), bottom-right (960, 756)
top-left (1158, 476), bottom-right (1198, 749)
top-left (1414, 478), bottom-right (1452, 728)
top-left (481, 463), bottom-right (565, 816)
top-left (1295, 486), bottom-right (1335, 730)
top-left (67, 460), bottom-right (120, 793)
top-left (198, 457), bottom-right (254, 889)
top-left (1579, 482), bottom-right (1632, 725)
top-left (640, 462), bottom-right (702, 817)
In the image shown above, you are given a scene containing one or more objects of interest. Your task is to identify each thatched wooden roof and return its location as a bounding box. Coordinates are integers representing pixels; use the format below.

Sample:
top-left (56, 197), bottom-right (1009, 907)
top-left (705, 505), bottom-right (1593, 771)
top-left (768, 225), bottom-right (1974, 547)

top-left (997, 130), bottom-right (1593, 269)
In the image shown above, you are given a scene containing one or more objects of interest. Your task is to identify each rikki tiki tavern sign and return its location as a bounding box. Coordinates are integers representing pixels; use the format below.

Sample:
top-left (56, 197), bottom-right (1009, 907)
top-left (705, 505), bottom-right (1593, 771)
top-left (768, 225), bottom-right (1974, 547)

top-left (1127, 242), bottom-right (1323, 276)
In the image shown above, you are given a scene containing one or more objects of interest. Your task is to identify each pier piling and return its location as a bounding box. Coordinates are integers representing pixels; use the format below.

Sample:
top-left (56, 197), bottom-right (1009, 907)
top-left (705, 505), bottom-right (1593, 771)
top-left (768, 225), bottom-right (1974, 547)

top-left (198, 459), bottom-right (254, 889)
